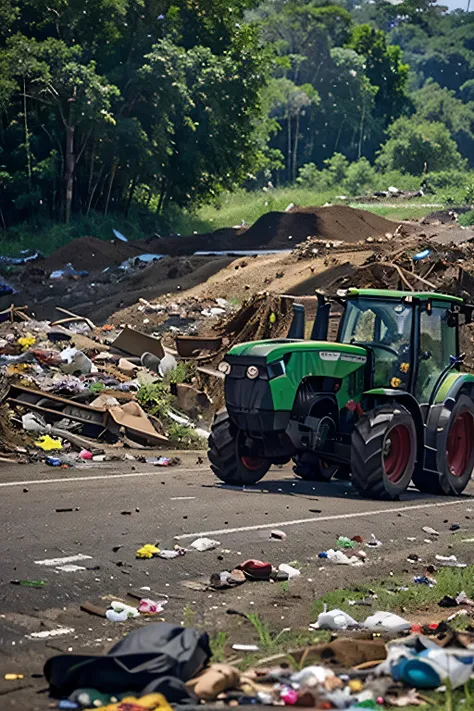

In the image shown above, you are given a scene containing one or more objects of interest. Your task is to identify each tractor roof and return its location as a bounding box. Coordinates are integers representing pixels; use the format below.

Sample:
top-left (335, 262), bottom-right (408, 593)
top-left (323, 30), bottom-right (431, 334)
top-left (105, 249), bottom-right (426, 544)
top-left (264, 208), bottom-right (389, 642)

top-left (347, 288), bottom-right (463, 305)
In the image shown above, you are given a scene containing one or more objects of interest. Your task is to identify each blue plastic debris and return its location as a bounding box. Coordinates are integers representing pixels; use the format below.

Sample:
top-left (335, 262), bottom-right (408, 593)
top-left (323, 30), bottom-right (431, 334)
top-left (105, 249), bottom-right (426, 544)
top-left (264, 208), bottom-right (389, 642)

top-left (45, 457), bottom-right (62, 467)
top-left (113, 228), bottom-right (128, 242)
top-left (413, 249), bottom-right (431, 261)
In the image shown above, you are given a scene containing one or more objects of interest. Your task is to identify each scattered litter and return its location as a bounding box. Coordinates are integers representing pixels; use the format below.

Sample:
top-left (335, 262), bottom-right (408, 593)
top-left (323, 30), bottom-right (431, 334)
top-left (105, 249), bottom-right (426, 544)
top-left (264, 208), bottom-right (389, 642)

top-left (310, 607), bottom-right (359, 631)
top-left (237, 559), bottom-right (273, 580)
top-left (450, 523), bottom-right (461, 531)
top-left (336, 536), bottom-right (356, 549)
top-left (414, 575), bottom-right (437, 587)
top-left (363, 611), bottom-right (410, 633)
top-left (319, 548), bottom-right (364, 566)
top-left (10, 579), bottom-right (46, 588)
top-left (106, 601), bottom-right (139, 622)
top-left (28, 627), bottom-right (75, 639)
top-left (136, 544), bottom-right (160, 559)
top-left (422, 526), bottom-right (439, 536)
top-left (278, 563), bottom-right (301, 579)
top-left (435, 554), bottom-right (467, 568)
top-left (35, 554), bottom-right (92, 566)
top-left (158, 547), bottom-right (186, 559)
top-left (4, 674), bottom-right (24, 680)
top-left (382, 635), bottom-right (474, 689)
top-left (413, 249), bottom-right (431, 261)
top-left (34, 435), bottom-right (62, 451)
top-left (232, 644), bottom-right (259, 652)
top-left (366, 533), bottom-right (383, 547)
top-left (139, 598), bottom-right (168, 614)
top-left (190, 537), bottom-right (221, 552)
top-left (270, 529), bottom-right (287, 541)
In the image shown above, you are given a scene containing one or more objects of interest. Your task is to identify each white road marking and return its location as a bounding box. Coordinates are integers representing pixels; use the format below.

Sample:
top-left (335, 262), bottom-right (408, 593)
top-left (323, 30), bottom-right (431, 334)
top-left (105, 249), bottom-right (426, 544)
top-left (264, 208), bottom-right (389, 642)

top-left (170, 496), bottom-right (196, 501)
top-left (175, 498), bottom-right (471, 540)
top-left (0, 467), bottom-right (204, 488)
top-left (35, 554), bottom-right (92, 566)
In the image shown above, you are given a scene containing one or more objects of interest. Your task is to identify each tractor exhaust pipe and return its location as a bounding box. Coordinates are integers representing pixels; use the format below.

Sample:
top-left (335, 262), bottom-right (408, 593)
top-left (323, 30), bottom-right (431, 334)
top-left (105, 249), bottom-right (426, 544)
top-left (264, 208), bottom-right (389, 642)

top-left (288, 302), bottom-right (305, 339)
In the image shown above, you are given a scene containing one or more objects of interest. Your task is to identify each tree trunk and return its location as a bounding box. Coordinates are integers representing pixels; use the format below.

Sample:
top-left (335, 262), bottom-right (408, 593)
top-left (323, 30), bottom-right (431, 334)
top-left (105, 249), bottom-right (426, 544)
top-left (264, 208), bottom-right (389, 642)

top-left (104, 162), bottom-right (117, 216)
top-left (287, 114), bottom-right (292, 184)
top-left (65, 124), bottom-right (75, 224)
top-left (125, 175), bottom-right (138, 218)
top-left (156, 178), bottom-right (167, 215)
top-left (292, 111), bottom-right (300, 184)
top-left (358, 103), bottom-right (366, 160)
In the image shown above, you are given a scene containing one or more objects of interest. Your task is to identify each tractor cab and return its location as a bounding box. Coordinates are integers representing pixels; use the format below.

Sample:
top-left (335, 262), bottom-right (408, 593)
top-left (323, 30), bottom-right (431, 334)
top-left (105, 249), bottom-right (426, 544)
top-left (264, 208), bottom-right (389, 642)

top-left (335, 289), bottom-right (463, 404)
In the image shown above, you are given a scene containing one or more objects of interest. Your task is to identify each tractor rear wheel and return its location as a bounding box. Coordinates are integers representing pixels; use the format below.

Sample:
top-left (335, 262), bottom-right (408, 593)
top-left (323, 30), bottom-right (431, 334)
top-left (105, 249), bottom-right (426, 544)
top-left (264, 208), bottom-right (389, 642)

top-left (413, 394), bottom-right (474, 496)
top-left (351, 404), bottom-right (416, 500)
top-left (208, 411), bottom-right (271, 485)
top-left (293, 452), bottom-right (346, 481)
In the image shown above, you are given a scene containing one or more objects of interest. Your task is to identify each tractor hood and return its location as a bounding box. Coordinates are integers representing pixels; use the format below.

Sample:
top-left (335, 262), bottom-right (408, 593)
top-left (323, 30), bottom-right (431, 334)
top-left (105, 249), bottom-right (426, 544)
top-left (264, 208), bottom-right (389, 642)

top-left (228, 339), bottom-right (367, 365)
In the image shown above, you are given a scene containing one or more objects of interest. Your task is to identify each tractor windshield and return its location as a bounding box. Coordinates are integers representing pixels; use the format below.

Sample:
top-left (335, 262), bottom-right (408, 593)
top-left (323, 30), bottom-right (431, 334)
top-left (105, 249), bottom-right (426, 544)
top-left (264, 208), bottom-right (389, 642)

top-left (340, 298), bottom-right (413, 390)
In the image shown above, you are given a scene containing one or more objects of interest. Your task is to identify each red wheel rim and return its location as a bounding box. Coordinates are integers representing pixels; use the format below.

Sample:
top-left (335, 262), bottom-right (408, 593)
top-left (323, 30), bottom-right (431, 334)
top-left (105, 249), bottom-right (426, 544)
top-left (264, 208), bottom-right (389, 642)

top-left (241, 456), bottom-right (266, 471)
top-left (383, 424), bottom-right (411, 483)
top-left (447, 411), bottom-right (474, 478)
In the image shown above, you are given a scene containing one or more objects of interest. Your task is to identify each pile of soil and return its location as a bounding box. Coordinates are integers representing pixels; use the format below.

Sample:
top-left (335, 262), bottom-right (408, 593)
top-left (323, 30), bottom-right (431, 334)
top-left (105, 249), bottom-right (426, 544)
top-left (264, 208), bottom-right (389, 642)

top-left (152, 205), bottom-right (399, 255)
top-left (242, 205), bottom-right (397, 247)
top-left (36, 236), bottom-right (143, 273)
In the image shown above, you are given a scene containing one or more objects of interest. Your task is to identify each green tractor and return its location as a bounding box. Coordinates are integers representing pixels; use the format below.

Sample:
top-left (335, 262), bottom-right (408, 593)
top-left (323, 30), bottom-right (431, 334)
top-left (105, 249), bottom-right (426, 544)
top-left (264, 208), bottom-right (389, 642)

top-left (208, 289), bottom-right (474, 499)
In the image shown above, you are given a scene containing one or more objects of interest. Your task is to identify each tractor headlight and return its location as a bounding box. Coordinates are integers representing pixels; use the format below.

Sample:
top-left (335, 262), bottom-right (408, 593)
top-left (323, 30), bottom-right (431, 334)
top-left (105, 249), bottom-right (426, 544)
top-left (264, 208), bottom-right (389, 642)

top-left (267, 360), bottom-right (286, 379)
top-left (218, 361), bottom-right (231, 375)
top-left (246, 365), bottom-right (260, 379)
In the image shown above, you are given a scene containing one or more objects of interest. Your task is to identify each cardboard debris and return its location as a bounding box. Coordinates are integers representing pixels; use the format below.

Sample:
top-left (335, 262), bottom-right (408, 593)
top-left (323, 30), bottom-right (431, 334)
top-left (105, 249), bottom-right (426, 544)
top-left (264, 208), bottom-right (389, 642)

top-left (112, 325), bottom-right (165, 359)
top-left (108, 401), bottom-right (168, 445)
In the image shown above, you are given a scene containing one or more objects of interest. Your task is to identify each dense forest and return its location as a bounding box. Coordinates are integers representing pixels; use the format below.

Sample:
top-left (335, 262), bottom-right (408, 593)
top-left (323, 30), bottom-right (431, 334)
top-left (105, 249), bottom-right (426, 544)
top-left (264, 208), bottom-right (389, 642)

top-left (0, 0), bottom-right (473, 230)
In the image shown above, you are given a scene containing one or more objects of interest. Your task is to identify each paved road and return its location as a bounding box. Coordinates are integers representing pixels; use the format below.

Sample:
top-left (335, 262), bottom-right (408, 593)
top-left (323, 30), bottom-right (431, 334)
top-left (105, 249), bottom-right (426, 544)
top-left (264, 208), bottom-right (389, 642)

top-left (1, 455), bottom-right (474, 708)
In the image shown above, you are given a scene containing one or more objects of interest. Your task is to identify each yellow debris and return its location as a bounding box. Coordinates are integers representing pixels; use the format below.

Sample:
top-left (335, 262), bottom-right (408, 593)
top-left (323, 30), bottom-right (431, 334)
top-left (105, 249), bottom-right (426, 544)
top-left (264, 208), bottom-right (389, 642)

top-left (348, 679), bottom-right (364, 693)
top-left (88, 692), bottom-right (173, 711)
top-left (136, 544), bottom-right (160, 559)
top-left (18, 335), bottom-right (36, 351)
top-left (34, 435), bottom-right (63, 451)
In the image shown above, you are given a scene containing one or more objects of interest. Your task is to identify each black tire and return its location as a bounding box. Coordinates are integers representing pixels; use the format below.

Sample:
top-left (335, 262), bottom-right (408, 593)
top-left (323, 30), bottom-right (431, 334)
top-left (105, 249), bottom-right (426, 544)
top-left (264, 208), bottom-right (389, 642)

top-left (413, 395), bottom-right (474, 496)
top-left (351, 404), bottom-right (417, 500)
top-left (293, 452), bottom-right (343, 481)
top-left (208, 411), bottom-right (270, 485)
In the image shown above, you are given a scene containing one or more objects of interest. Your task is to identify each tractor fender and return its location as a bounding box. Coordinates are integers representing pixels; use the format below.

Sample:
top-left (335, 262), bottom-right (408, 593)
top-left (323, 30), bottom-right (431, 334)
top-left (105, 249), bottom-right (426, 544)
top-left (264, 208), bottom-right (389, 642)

top-left (362, 388), bottom-right (424, 469)
top-left (432, 372), bottom-right (474, 407)
top-left (424, 373), bottom-right (474, 474)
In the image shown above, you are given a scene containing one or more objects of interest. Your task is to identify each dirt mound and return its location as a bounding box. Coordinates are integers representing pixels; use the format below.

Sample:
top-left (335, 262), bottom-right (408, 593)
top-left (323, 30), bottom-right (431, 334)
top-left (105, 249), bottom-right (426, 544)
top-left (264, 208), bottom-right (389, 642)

top-left (242, 205), bottom-right (397, 248)
top-left (36, 236), bottom-right (143, 273)
top-left (149, 206), bottom-right (399, 256)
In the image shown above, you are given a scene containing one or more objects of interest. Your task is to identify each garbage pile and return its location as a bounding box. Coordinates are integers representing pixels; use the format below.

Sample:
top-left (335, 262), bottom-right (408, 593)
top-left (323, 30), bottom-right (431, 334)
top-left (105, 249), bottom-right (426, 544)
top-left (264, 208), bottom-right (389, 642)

top-left (0, 306), bottom-right (218, 462)
top-left (41, 617), bottom-right (474, 710)
top-left (0, 290), bottom-right (299, 459)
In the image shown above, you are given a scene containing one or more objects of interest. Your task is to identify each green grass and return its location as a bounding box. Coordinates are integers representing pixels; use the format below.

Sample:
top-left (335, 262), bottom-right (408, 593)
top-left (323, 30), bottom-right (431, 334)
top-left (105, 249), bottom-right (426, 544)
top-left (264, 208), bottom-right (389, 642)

top-left (312, 565), bottom-right (474, 622)
top-left (210, 631), bottom-right (229, 663)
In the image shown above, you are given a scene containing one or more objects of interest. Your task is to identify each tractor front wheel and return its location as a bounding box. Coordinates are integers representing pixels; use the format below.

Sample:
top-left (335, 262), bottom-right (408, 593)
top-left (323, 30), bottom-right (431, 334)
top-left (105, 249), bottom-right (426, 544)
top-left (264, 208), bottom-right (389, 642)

top-left (208, 411), bottom-right (271, 485)
top-left (351, 404), bottom-right (416, 500)
top-left (293, 453), bottom-right (346, 482)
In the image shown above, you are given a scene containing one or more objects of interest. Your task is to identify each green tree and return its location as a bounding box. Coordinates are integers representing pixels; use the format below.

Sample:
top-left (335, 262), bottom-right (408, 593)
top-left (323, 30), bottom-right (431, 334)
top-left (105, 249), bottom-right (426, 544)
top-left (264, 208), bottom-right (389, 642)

top-left (376, 116), bottom-right (466, 175)
top-left (411, 81), bottom-right (474, 165)
top-left (349, 24), bottom-right (409, 127)
top-left (268, 78), bottom-right (319, 182)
